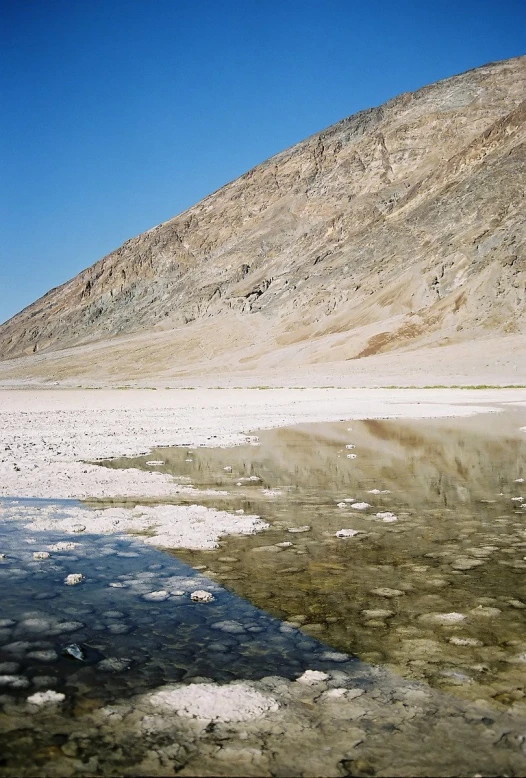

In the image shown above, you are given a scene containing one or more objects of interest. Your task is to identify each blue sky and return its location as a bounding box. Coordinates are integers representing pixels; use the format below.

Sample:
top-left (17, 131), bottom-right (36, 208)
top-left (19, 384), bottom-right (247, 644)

top-left (1, 0), bottom-right (525, 325)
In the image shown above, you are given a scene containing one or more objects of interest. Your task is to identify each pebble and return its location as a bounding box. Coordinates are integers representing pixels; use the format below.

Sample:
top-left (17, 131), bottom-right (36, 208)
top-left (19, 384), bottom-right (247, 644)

top-left (335, 529), bottom-right (360, 537)
top-left (32, 551), bottom-right (50, 560)
top-left (350, 502), bottom-right (370, 510)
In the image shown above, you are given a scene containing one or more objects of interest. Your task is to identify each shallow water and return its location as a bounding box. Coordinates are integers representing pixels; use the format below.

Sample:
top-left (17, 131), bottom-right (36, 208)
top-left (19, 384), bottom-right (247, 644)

top-left (105, 410), bottom-right (526, 711)
top-left (1, 411), bottom-right (525, 776)
top-left (0, 500), bottom-right (363, 703)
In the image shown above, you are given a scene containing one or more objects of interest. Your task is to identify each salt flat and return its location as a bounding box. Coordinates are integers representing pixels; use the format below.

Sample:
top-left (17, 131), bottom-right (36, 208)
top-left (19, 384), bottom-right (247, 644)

top-left (1, 386), bottom-right (525, 502)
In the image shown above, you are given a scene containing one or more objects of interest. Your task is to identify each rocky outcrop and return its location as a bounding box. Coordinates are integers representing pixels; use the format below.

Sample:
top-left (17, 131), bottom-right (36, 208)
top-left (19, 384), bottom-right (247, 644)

top-left (0, 57), bottom-right (524, 377)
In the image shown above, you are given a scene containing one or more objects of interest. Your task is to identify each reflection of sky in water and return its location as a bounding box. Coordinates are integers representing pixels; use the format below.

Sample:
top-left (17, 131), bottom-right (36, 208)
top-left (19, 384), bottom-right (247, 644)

top-left (0, 500), bottom-right (367, 709)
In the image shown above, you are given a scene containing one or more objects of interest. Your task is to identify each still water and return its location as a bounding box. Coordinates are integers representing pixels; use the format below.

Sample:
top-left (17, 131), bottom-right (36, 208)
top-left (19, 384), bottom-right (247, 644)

top-left (103, 410), bottom-right (526, 711)
top-left (0, 410), bottom-right (525, 776)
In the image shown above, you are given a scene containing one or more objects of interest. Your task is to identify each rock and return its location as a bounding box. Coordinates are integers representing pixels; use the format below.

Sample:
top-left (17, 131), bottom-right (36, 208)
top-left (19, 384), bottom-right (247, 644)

top-left (320, 651), bottom-right (349, 662)
top-left (371, 588), bottom-right (405, 598)
top-left (211, 620), bottom-right (245, 634)
top-left (469, 606), bottom-right (502, 618)
top-left (449, 637), bottom-right (483, 646)
top-left (350, 502), bottom-right (370, 510)
top-left (418, 612), bottom-right (467, 625)
top-left (335, 529), bottom-right (360, 537)
top-left (0, 675), bottom-right (30, 689)
top-left (64, 573), bottom-right (84, 585)
top-left (32, 551), bottom-right (50, 560)
top-left (191, 590), bottom-right (215, 603)
top-left (97, 658), bottom-right (132, 672)
top-left (26, 650), bottom-right (59, 662)
top-left (62, 643), bottom-right (87, 661)
top-left (451, 558), bottom-right (485, 570)
top-left (362, 609), bottom-right (394, 619)
top-left (287, 526), bottom-right (311, 533)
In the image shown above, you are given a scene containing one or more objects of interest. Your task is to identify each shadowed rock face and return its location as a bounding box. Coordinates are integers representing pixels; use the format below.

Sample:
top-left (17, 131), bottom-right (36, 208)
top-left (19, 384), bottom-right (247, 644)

top-left (0, 57), bottom-right (525, 377)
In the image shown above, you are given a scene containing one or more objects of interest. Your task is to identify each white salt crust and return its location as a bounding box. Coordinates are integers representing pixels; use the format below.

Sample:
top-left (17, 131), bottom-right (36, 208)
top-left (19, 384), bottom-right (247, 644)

top-left (145, 682), bottom-right (279, 722)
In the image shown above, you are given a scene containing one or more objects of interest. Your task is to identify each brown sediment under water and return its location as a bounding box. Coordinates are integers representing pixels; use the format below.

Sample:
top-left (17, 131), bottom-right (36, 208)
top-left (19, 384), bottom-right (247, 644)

top-left (99, 409), bottom-right (526, 713)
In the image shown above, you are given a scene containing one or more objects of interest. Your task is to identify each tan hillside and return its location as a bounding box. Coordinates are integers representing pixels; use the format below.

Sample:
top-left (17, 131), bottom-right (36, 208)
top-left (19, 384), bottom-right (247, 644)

top-left (0, 56), bottom-right (525, 385)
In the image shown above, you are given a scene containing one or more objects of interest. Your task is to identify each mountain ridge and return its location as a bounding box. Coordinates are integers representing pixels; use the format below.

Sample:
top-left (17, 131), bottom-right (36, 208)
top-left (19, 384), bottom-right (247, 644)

top-left (1, 55), bottom-right (525, 383)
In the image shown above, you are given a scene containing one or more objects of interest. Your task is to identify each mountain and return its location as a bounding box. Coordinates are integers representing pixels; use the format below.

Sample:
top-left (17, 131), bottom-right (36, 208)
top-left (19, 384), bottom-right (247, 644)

top-left (0, 56), bottom-right (525, 385)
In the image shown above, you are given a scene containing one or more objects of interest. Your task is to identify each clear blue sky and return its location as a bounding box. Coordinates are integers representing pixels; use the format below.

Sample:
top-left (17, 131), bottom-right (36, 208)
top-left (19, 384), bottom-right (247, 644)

top-left (1, 0), bottom-right (524, 325)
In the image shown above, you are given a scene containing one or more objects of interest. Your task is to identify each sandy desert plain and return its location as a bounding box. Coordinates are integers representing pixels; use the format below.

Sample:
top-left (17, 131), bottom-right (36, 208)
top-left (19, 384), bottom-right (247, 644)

top-left (0, 382), bottom-right (525, 777)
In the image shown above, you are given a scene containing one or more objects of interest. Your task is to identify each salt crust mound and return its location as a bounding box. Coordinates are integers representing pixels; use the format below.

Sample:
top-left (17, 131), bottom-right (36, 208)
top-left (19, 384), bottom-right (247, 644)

top-left (0, 501), bottom-right (267, 551)
top-left (146, 682), bottom-right (279, 722)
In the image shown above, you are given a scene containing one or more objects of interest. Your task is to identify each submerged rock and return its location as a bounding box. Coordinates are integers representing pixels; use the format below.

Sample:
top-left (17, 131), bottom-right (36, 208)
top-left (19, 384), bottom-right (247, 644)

top-left (27, 690), bottom-right (65, 707)
top-left (62, 643), bottom-right (87, 661)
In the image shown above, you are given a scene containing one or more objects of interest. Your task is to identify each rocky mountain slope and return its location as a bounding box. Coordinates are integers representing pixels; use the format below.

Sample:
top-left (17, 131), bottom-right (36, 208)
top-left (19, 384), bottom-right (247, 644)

top-left (0, 56), bottom-right (525, 383)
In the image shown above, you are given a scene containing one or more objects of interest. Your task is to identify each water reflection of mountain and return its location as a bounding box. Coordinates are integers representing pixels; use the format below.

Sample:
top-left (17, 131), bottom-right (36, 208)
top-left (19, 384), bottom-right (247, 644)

top-left (144, 411), bottom-right (526, 510)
